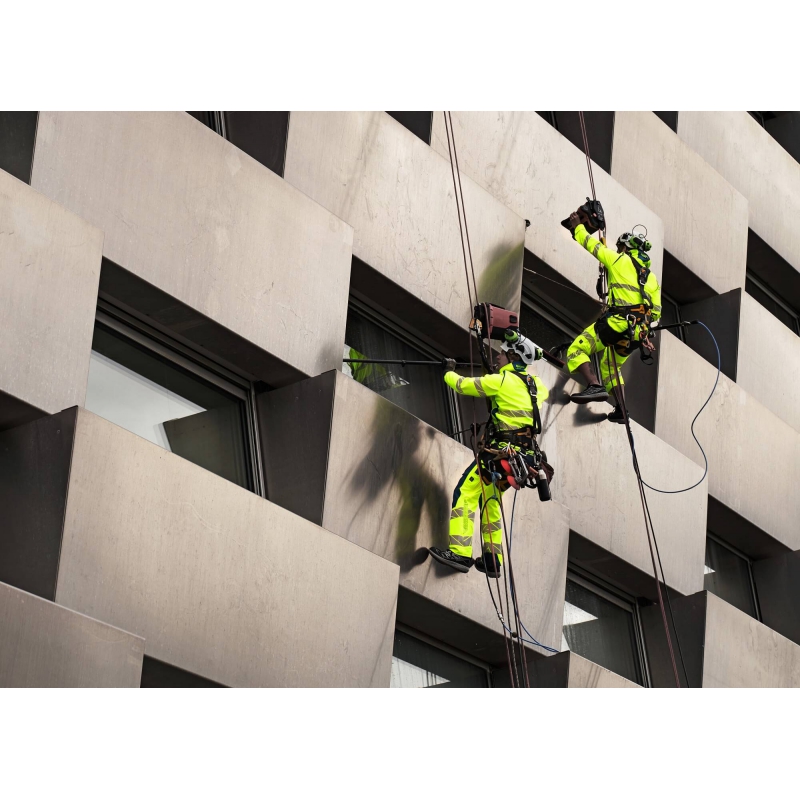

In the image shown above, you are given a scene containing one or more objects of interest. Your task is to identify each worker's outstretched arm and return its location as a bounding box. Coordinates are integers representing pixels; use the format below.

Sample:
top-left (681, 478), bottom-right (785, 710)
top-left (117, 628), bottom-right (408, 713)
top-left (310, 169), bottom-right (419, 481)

top-left (573, 224), bottom-right (621, 271)
top-left (443, 372), bottom-right (500, 398)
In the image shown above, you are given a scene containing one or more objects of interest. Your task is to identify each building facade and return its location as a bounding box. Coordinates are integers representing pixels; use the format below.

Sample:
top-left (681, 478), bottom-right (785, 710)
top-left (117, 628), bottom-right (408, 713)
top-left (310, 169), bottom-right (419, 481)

top-left (1, 110), bottom-right (799, 687)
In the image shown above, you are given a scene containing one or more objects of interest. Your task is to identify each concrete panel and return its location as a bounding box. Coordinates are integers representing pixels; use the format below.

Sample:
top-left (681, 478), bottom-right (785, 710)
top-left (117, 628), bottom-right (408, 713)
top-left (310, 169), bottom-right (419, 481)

top-left (0, 581), bottom-right (144, 687)
top-left (0, 168), bottom-right (102, 426)
top-left (56, 409), bottom-right (399, 688)
top-left (678, 112), bottom-right (800, 275)
top-left (612, 112), bottom-right (748, 296)
top-left (31, 112), bottom-right (353, 381)
top-left (738, 291), bottom-right (800, 433)
top-left (567, 652), bottom-right (641, 688)
top-left (526, 650), bottom-right (640, 687)
top-left (534, 361), bottom-right (707, 597)
top-left (430, 112), bottom-right (664, 299)
top-left (655, 333), bottom-right (800, 550)
top-left (321, 372), bottom-right (569, 653)
top-left (703, 592), bottom-right (800, 688)
top-left (284, 112), bottom-right (525, 327)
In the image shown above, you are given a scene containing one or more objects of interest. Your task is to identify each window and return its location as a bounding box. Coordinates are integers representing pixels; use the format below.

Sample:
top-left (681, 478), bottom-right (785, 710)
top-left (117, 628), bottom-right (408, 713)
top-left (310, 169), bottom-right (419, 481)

top-left (187, 111), bottom-right (290, 177)
top-left (561, 570), bottom-right (648, 686)
top-left (390, 627), bottom-right (490, 688)
top-left (342, 300), bottom-right (457, 435)
top-left (704, 535), bottom-right (760, 619)
top-left (0, 111), bottom-right (37, 184)
top-left (653, 112), bottom-right (678, 132)
top-left (659, 292), bottom-right (686, 342)
top-left (386, 112), bottom-right (433, 144)
top-left (536, 111), bottom-right (615, 173)
top-left (519, 294), bottom-right (580, 355)
top-left (85, 303), bottom-right (263, 493)
top-left (745, 271), bottom-right (800, 336)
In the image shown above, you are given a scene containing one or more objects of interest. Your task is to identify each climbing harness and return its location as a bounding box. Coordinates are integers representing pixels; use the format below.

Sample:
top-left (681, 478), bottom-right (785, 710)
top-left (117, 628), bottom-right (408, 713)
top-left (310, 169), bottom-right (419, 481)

top-left (444, 110), bottom-right (573, 684)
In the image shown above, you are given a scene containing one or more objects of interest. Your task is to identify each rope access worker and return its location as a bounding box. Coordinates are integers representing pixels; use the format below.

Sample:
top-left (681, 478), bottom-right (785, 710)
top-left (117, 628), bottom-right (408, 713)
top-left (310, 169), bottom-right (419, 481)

top-left (429, 335), bottom-right (550, 578)
top-left (564, 207), bottom-right (662, 422)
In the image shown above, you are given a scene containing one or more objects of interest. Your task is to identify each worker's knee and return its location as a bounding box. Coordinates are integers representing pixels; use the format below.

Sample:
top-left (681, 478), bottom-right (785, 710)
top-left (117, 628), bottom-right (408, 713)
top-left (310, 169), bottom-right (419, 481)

top-left (566, 343), bottom-right (591, 373)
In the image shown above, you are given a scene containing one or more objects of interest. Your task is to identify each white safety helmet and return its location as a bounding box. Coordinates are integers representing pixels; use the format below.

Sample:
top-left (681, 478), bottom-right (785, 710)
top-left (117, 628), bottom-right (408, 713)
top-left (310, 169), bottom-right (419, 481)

top-left (501, 333), bottom-right (543, 366)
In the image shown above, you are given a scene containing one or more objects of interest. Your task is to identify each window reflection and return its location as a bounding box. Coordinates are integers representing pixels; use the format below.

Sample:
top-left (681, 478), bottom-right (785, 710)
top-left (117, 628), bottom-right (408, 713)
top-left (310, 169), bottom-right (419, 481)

top-left (562, 578), bottom-right (643, 685)
top-left (86, 324), bottom-right (251, 490)
top-left (343, 306), bottom-right (453, 434)
top-left (390, 630), bottom-right (489, 688)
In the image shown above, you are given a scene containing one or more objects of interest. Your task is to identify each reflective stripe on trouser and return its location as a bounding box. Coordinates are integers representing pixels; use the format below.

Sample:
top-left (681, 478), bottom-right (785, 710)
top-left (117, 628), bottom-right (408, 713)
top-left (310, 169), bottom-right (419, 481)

top-left (565, 322), bottom-right (630, 393)
top-left (448, 461), bottom-right (504, 563)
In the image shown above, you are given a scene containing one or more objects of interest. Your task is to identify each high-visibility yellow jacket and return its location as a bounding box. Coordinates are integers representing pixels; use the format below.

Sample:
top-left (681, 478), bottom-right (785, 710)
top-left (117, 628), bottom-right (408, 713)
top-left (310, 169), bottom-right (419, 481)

top-left (574, 224), bottom-right (662, 333)
top-left (444, 363), bottom-right (549, 433)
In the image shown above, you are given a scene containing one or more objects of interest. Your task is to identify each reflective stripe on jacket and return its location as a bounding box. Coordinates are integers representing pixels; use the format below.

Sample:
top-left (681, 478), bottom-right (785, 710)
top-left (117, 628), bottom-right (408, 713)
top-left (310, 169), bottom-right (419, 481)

top-left (443, 363), bottom-right (549, 432)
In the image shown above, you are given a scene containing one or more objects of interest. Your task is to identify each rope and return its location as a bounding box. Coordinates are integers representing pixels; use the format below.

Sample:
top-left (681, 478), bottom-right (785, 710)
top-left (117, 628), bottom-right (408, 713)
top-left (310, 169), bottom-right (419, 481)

top-left (607, 344), bottom-right (687, 688)
top-left (444, 110), bottom-right (519, 686)
top-left (578, 111), bottom-right (596, 203)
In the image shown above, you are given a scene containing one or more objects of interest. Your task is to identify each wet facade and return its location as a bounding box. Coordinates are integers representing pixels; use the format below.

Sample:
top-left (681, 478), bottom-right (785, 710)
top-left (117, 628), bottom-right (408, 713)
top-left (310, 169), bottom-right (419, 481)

top-left (1, 111), bottom-right (799, 687)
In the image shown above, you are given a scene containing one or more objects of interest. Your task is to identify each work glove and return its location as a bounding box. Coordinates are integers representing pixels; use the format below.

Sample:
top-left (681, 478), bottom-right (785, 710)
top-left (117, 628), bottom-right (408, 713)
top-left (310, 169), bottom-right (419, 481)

top-left (442, 358), bottom-right (457, 372)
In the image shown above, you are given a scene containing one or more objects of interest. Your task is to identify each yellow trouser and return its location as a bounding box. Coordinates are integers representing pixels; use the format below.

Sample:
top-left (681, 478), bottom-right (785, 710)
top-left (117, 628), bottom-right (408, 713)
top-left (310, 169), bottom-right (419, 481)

top-left (448, 461), bottom-right (504, 563)
top-left (566, 321), bottom-right (631, 393)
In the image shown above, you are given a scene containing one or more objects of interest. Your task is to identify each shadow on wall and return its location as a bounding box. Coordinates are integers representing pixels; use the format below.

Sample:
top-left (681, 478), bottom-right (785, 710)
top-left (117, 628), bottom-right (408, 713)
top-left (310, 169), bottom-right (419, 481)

top-left (477, 242), bottom-right (525, 311)
top-left (343, 401), bottom-right (450, 573)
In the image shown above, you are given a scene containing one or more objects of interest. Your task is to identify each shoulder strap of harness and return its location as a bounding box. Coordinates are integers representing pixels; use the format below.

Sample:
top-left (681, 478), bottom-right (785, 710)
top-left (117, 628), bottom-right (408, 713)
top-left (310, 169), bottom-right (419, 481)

top-left (630, 250), bottom-right (653, 309)
top-left (509, 371), bottom-right (542, 435)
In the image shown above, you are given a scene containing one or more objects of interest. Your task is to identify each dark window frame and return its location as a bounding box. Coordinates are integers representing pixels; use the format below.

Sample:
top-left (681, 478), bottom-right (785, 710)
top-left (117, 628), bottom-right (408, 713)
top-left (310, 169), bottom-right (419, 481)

top-left (745, 270), bottom-right (800, 336)
top-left (93, 299), bottom-right (266, 497)
top-left (344, 295), bottom-right (462, 437)
top-left (705, 532), bottom-right (762, 621)
top-left (393, 623), bottom-right (493, 687)
top-left (564, 565), bottom-right (652, 687)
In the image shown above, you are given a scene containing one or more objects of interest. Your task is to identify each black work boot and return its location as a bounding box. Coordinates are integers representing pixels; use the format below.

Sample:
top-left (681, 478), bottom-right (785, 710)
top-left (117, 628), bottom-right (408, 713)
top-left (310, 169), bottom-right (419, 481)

top-left (428, 547), bottom-right (474, 573)
top-left (607, 406), bottom-right (627, 424)
top-left (570, 384), bottom-right (610, 404)
top-left (474, 552), bottom-right (502, 577)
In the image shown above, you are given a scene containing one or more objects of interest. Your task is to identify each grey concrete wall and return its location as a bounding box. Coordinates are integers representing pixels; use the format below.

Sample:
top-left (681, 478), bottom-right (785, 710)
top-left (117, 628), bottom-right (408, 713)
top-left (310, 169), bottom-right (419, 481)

top-left (534, 361), bottom-right (707, 597)
top-left (567, 652), bottom-right (641, 688)
top-left (55, 409), bottom-right (399, 688)
top-left (0, 168), bottom-right (102, 427)
top-left (527, 650), bottom-right (640, 687)
top-left (284, 112), bottom-right (525, 327)
top-left (0, 581), bottom-right (144, 687)
top-left (655, 333), bottom-right (800, 551)
top-left (678, 112), bottom-right (800, 275)
top-left (612, 111), bottom-right (748, 296)
top-left (320, 372), bottom-right (569, 653)
top-left (703, 592), bottom-right (800, 688)
top-left (31, 112), bottom-right (353, 379)
top-left (430, 111), bottom-right (664, 300)
top-left (737, 291), bottom-right (800, 433)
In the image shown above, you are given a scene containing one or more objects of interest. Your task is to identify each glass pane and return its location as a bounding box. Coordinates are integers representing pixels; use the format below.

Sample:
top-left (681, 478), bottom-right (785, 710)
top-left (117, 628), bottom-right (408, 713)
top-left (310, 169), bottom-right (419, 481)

top-left (224, 112), bottom-right (290, 177)
top-left (0, 111), bottom-right (37, 184)
top-left (391, 630), bottom-right (488, 688)
top-left (518, 303), bottom-right (575, 353)
top-left (386, 112), bottom-right (432, 144)
top-left (562, 579), bottom-right (643, 685)
top-left (343, 308), bottom-right (451, 433)
top-left (86, 324), bottom-right (251, 490)
top-left (746, 277), bottom-right (799, 335)
top-left (704, 538), bottom-right (757, 618)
